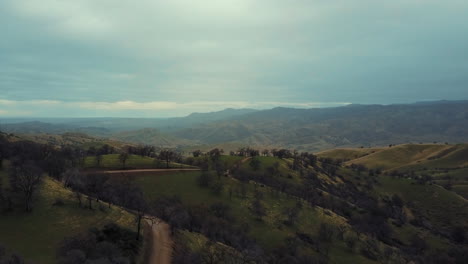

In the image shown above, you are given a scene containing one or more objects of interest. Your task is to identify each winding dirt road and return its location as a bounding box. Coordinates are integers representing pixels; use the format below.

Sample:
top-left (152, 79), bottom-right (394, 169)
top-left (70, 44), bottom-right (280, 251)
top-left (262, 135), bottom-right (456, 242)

top-left (145, 218), bottom-right (173, 264)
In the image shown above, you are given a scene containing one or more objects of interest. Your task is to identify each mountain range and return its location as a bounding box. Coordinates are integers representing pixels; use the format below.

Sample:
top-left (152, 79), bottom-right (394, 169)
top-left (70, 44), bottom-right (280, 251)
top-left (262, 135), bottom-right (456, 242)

top-left (1, 100), bottom-right (467, 151)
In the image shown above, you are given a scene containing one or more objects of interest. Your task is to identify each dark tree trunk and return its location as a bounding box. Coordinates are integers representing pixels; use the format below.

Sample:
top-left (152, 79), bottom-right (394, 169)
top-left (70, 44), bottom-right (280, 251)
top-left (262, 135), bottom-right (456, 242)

top-left (136, 214), bottom-right (142, 241)
top-left (25, 192), bottom-right (32, 212)
top-left (26, 200), bottom-right (31, 212)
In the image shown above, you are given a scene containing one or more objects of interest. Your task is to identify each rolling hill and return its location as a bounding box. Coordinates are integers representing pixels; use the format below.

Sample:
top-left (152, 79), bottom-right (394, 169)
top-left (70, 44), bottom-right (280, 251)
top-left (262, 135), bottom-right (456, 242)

top-left (2, 100), bottom-right (468, 151)
top-left (320, 143), bottom-right (468, 199)
top-left (0, 171), bottom-right (135, 264)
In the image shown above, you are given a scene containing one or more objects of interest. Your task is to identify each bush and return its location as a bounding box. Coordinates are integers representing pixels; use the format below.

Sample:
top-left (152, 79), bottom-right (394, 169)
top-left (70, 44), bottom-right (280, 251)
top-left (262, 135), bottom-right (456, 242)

top-left (196, 172), bottom-right (213, 188)
top-left (58, 224), bottom-right (140, 264)
top-left (210, 180), bottom-right (224, 196)
top-left (53, 198), bottom-right (65, 206)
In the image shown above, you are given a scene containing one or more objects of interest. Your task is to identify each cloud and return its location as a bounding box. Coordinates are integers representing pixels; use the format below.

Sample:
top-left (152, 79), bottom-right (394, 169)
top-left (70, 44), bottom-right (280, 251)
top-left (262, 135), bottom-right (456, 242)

top-left (0, 0), bottom-right (467, 112)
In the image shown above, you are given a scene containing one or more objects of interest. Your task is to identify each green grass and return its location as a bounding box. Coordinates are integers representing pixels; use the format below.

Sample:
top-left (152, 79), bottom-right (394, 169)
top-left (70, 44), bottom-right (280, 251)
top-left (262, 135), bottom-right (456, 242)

top-left (396, 145), bottom-right (468, 172)
top-left (376, 176), bottom-right (468, 231)
top-left (0, 175), bottom-right (135, 264)
top-left (347, 144), bottom-right (449, 170)
top-left (240, 156), bottom-right (303, 184)
top-left (317, 148), bottom-right (383, 161)
top-left (218, 155), bottom-right (245, 168)
top-left (452, 185), bottom-right (468, 199)
top-left (133, 170), bottom-right (292, 249)
top-left (391, 223), bottom-right (449, 251)
top-left (133, 171), bottom-right (332, 248)
top-left (83, 154), bottom-right (192, 169)
top-left (130, 169), bottom-right (382, 263)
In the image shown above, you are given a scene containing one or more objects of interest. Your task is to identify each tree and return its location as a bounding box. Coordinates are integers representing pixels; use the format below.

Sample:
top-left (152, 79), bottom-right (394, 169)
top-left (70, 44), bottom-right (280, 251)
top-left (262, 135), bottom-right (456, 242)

top-left (158, 149), bottom-right (176, 168)
top-left (210, 180), bottom-right (224, 196)
top-left (9, 160), bottom-right (43, 212)
top-left (283, 206), bottom-right (300, 226)
top-left (214, 161), bottom-right (225, 179)
top-left (95, 154), bottom-right (103, 167)
top-left (249, 158), bottom-right (261, 171)
top-left (44, 152), bottom-right (70, 181)
top-left (62, 168), bottom-right (80, 188)
top-left (208, 148), bottom-right (223, 162)
top-left (192, 150), bottom-right (202, 157)
top-left (128, 190), bottom-right (147, 241)
top-left (318, 223), bottom-right (335, 243)
top-left (409, 234), bottom-right (428, 254)
top-left (0, 176), bottom-right (5, 211)
top-left (83, 173), bottom-right (109, 208)
top-left (74, 192), bottom-right (83, 208)
top-left (118, 152), bottom-right (129, 169)
top-left (451, 226), bottom-right (466, 244)
top-left (251, 199), bottom-right (266, 221)
top-left (272, 149), bottom-right (291, 159)
top-left (197, 172), bottom-right (213, 188)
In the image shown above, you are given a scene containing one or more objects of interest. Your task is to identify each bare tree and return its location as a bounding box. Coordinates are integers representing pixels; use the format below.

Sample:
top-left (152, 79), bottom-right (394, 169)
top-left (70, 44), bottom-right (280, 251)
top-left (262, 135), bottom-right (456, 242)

top-left (158, 149), bottom-right (176, 169)
top-left (62, 168), bottom-right (80, 188)
top-left (127, 189), bottom-right (147, 241)
top-left (251, 199), bottom-right (266, 221)
top-left (95, 154), bottom-right (103, 167)
top-left (9, 160), bottom-right (43, 212)
top-left (119, 152), bottom-right (129, 169)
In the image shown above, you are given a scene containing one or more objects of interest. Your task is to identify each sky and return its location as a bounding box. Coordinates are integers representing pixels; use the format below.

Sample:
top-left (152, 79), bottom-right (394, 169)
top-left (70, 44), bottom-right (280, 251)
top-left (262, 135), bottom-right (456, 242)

top-left (1, 0), bottom-right (467, 117)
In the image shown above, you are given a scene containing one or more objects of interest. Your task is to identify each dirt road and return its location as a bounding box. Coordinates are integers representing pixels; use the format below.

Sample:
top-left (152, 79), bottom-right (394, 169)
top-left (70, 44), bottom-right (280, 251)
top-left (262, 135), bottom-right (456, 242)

top-left (146, 218), bottom-right (173, 264)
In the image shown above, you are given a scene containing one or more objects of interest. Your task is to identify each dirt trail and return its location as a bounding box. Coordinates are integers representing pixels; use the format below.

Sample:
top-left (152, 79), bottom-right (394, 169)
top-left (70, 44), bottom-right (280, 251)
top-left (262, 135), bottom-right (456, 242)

top-left (146, 218), bottom-right (173, 264)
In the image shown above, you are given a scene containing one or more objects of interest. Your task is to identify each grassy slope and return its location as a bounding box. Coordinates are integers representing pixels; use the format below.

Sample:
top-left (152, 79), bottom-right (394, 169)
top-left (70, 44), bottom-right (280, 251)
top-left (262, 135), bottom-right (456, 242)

top-left (317, 148), bottom-right (384, 161)
top-left (376, 176), bottom-right (468, 230)
top-left (20, 133), bottom-right (129, 151)
top-left (83, 154), bottom-right (192, 169)
top-left (131, 160), bottom-right (377, 263)
top-left (326, 145), bottom-right (467, 247)
top-left (396, 144), bottom-right (468, 172)
top-left (339, 144), bottom-right (468, 199)
top-left (333, 165), bottom-right (453, 253)
top-left (345, 144), bottom-right (450, 170)
top-left (0, 171), bottom-right (135, 264)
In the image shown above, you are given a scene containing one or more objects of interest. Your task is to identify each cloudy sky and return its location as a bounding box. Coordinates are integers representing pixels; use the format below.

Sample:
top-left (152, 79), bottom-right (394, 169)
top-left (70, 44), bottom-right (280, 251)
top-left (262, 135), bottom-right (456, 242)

top-left (1, 0), bottom-right (467, 117)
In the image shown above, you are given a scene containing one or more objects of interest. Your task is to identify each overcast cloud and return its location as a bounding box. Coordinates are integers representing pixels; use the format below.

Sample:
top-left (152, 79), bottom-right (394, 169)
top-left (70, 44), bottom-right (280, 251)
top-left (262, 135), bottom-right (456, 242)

top-left (1, 0), bottom-right (467, 117)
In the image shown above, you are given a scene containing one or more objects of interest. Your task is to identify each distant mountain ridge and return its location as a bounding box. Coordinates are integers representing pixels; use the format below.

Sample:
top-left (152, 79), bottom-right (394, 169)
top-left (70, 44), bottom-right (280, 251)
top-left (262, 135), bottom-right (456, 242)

top-left (1, 101), bottom-right (468, 151)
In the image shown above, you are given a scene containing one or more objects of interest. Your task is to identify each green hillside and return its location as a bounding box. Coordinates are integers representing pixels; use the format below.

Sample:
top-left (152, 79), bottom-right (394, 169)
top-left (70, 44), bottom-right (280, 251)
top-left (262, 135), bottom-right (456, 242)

top-left (317, 148), bottom-right (384, 161)
top-left (337, 144), bottom-right (468, 200)
top-left (2, 137), bottom-right (467, 263)
top-left (0, 172), bottom-right (135, 264)
top-left (19, 132), bottom-right (129, 151)
top-left (83, 153), bottom-right (192, 169)
top-left (131, 170), bottom-right (377, 263)
top-left (344, 144), bottom-right (449, 170)
top-left (109, 151), bottom-right (468, 263)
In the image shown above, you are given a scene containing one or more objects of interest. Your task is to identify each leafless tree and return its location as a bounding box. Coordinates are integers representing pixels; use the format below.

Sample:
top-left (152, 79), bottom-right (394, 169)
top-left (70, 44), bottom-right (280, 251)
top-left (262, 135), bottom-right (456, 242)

top-left (9, 160), bottom-right (43, 212)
